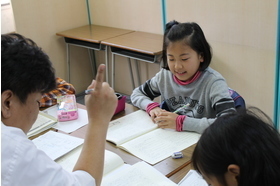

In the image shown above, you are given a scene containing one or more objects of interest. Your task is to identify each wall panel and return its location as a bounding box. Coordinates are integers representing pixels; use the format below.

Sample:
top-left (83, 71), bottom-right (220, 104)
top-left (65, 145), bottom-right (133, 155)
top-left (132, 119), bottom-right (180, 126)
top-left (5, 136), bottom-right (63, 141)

top-left (166, 0), bottom-right (277, 118)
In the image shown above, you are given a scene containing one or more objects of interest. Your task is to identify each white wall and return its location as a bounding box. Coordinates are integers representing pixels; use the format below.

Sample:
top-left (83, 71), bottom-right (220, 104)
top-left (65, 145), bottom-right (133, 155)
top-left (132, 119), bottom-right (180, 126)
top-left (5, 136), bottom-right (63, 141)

top-left (1, 1), bottom-right (16, 34)
top-left (11, 0), bottom-right (93, 92)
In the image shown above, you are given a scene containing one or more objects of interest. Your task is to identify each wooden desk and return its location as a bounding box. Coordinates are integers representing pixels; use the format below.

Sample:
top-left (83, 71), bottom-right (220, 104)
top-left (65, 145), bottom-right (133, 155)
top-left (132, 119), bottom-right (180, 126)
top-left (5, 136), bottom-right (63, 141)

top-left (71, 103), bottom-right (195, 181)
top-left (101, 31), bottom-right (163, 89)
top-left (56, 25), bottom-right (134, 82)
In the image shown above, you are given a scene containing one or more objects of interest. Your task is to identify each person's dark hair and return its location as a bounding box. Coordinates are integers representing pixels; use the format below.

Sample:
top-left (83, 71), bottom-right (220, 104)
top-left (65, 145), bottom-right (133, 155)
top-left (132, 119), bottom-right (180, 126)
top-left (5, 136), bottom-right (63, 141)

top-left (191, 107), bottom-right (280, 186)
top-left (161, 20), bottom-right (212, 71)
top-left (1, 33), bottom-right (56, 103)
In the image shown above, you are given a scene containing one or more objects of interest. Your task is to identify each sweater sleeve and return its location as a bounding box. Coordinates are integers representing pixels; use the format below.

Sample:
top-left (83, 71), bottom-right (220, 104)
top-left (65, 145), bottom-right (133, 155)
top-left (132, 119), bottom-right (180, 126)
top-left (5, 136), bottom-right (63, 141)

top-left (182, 79), bottom-right (235, 134)
top-left (183, 117), bottom-right (216, 133)
top-left (131, 74), bottom-right (161, 110)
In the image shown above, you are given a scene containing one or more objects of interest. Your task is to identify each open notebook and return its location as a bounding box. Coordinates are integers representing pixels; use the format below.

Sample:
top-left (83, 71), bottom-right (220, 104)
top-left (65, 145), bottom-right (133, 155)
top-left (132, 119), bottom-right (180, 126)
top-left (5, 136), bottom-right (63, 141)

top-left (32, 131), bottom-right (83, 160)
top-left (56, 146), bottom-right (177, 186)
top-left (27, 111), bottom-right (57, 137)
top-left (106, 110), bottom-right (201, 165)
top-left (32, 131), bottom-right (176, 185)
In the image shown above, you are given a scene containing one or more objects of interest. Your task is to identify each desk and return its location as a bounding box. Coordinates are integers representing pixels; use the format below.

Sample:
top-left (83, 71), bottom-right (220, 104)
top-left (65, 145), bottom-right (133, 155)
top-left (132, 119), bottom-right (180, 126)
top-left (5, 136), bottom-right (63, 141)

top-left (101, 31), bottom-right (163, 89)
top-left (56, 25), bottom-right (134, 82)
top-left (71, 103), bottom-right (195, 183)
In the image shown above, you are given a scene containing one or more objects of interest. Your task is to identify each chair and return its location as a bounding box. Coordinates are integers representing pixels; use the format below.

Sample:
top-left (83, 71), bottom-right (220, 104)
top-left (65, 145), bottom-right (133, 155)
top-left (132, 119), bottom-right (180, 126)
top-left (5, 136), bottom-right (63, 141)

top-left (228, 88), bottom-right (246, 109)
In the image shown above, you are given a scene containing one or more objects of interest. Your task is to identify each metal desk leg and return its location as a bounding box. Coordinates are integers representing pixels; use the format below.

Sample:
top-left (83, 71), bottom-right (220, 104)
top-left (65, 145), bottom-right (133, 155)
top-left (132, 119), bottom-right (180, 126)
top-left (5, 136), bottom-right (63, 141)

top-left (135, 59), bottom-right (141, 87)
top-left (66, 43), bottom-right (71, 82)
top-left (128, 58), bottom-right (135, 89)
top-left (105, 45), bottom-right (110, 83)
top-left (111, 53), bottom-right (115, 89)
top-left (88, 49), bottom-right (97, 78)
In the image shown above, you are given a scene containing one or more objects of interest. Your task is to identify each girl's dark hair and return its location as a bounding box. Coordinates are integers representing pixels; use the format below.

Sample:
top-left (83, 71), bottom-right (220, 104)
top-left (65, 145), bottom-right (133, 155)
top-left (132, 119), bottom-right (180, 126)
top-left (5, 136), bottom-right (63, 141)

top-left (162, 20), bottom-right (212, 71)
top-left (192, 107), bottom-right (280, 186)
top-left (1, 33), bottom-right (56, 103)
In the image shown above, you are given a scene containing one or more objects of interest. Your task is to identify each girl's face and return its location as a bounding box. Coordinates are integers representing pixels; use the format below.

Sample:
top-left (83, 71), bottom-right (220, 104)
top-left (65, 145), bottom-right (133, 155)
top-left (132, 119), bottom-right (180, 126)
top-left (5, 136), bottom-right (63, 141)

top-left (167, 41), bottom-right (203, 81)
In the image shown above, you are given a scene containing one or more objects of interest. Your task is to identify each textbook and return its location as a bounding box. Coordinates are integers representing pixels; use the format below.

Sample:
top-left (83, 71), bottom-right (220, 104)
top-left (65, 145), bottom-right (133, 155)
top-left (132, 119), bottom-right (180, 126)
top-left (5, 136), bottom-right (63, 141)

top-left (106, 110), bottom-right (201, 165)
top-left (27, 111), bottom-right (57, 137)
top-left (56, 146), bottom-right (177, 186)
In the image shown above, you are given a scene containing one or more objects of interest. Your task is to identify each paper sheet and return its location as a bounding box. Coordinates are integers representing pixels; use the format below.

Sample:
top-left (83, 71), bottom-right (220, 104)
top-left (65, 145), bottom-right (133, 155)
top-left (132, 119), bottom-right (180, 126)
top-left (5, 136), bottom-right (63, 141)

top-left (178, 170), bottom-right (208, 186)
top-left (43, 106), bottom-right (89, 133)
top-left (32, 131), bottom-right (83, 160)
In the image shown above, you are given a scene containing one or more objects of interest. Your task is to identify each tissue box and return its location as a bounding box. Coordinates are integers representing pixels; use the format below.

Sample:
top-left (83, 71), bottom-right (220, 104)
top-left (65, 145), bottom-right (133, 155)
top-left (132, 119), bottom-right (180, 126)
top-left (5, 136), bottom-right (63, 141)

top-left (114, 93), bottom-right (126, 115)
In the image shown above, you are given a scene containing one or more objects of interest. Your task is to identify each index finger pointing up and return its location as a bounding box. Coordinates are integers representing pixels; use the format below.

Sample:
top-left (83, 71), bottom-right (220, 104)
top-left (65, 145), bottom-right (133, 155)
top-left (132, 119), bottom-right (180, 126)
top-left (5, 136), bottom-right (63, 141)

top-left (94, 64), bottom-right (106, 90)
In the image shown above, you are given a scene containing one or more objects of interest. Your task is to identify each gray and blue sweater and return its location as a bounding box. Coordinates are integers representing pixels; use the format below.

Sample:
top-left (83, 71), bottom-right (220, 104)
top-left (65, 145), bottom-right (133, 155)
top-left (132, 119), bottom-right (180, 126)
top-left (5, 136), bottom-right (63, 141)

top-left (131, 67), bottom-right (235, 133)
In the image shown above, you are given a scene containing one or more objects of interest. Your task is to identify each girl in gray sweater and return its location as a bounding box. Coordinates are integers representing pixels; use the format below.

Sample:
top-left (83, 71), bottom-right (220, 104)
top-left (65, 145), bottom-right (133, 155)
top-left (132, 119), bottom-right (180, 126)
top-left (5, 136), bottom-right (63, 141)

top-left (131, 20), bottom-right (236, 134)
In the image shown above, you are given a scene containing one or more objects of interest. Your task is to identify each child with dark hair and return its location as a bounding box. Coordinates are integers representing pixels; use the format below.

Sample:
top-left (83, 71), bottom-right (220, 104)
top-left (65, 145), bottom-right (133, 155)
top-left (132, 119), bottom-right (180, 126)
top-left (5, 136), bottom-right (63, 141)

top-left (1, 33), bottom-right (117, 186)
top-left (192, 107), bottom-right (280, 186)
top-left (131, 20), bottom-right (235, 133)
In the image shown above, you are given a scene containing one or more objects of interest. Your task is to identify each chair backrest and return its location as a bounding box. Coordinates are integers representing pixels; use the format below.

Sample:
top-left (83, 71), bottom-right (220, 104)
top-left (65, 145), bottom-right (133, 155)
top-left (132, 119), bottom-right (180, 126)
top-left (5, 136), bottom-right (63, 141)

top-left (228, 88), bottom-right (246, 109)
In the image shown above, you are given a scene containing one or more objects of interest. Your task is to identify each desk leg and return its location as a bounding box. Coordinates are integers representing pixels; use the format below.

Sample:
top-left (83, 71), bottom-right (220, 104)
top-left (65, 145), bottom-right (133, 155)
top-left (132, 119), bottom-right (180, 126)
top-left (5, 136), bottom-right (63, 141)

top-left (66, 43), bottom-right (71, 82)
top-left (88, 49), bottom-right (97, 78)
top-left (128, 58), bottom-right (135, 89)
top-left (135, 59), bottom-right (141, 87)
top-left (105, 45), bottom-right (110, 83)
top-left (111, 53), bottom-right (115, 89)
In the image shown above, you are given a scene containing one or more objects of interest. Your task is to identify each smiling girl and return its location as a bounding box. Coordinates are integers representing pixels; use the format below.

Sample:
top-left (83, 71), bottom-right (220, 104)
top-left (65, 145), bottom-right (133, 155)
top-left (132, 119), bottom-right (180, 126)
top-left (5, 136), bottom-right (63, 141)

top-left (131, 20), bottom-right (236, 133)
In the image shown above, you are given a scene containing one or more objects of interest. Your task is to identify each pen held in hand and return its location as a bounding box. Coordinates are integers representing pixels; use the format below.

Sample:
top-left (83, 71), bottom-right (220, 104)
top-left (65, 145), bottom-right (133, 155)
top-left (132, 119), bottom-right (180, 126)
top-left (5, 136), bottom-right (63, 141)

top-left (85, 89), bottom-right (94, 95)
top-left (85, 90), bottom-right (123, 100)
top-left (173, 103), bottom-right (190, 114)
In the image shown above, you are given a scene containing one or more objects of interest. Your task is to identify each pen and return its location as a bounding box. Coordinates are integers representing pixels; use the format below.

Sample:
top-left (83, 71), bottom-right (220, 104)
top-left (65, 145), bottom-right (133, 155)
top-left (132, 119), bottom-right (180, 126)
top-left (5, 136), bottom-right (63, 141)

top-left (173, 103), bottom-right (190, 114)
top-left (85, 89), bottom-right (122, 100)
top-left (85, 89), bottom-right (94, 95)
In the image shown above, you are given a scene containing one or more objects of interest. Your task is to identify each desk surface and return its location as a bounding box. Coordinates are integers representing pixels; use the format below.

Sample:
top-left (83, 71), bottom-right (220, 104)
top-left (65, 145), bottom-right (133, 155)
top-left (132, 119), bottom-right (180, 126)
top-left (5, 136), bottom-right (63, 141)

top-left (101, 31), bottom-right (163, 55)
top-left (56, 25), bottom-right (134, 43)
top-left (72, 103), bottom-right (195, 183)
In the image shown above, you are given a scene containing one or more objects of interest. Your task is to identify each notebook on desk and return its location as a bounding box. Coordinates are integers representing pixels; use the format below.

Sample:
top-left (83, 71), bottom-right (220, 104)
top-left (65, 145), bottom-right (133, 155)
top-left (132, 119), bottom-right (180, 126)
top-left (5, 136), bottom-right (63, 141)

top-left (106, 110), bottom-right (201, 165)
top-left (27, 111), bottom-right (57, 137)
top-left (32, 131), bottom-right (83, 160)
top-left (56, 145), bottom-right (177, 186)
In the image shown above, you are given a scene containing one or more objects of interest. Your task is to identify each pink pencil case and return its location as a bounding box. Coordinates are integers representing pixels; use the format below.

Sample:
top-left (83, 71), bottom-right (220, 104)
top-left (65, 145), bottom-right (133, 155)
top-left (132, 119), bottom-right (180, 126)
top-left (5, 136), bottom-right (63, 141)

top-left (114, 93), bottom-right (126, 115)
top-left (57, 95), bottom-right (79, 122)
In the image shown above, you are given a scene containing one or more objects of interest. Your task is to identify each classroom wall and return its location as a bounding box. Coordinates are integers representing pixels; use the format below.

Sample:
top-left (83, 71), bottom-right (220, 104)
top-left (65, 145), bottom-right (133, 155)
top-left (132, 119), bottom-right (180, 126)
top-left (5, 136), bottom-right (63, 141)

top-left (165, 0), bottom-right (277, 118)
top-left (10, 0), bottom-right (278, 119)
top-left (10, 0), bottom-right (93, 92)
top-left (89, 0), bottom-right (163, 95)
top-left (1, 2), bottom-right (16, 34)
top-left (90, 0), bottom-right (278, 119)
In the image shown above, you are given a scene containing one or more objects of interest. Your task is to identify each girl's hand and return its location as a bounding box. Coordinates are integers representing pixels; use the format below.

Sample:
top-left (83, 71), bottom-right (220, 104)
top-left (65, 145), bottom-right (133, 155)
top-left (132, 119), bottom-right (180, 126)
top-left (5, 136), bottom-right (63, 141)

top-left (154, 111), bottom-right (178, 130)
top-left (149, 107), bottom-right (165, 122)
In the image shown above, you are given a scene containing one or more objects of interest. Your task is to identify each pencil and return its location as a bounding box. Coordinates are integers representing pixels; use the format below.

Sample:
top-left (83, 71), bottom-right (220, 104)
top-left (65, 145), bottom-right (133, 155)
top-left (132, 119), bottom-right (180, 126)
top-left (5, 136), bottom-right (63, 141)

top-left (173, 103), bottom-right (190, 114)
